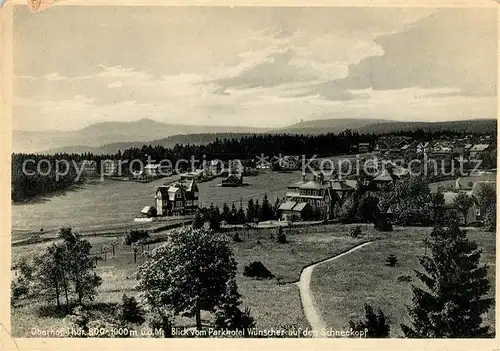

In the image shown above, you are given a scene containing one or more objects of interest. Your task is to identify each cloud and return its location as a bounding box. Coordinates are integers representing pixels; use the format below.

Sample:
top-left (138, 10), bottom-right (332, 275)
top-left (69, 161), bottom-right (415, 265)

top-left (12, 7), bottom-right (496, 130)
top-left (330, 8), bottom-right (497, 96)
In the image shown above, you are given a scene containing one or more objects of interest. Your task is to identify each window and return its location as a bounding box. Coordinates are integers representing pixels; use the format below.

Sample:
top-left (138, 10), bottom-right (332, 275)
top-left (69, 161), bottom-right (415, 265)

top-left (176, 201), bottom-right (183, 207)
top-left (176, 192), bottom-right (182, 199)
top-left (186, 200), bottom-right (192, 206)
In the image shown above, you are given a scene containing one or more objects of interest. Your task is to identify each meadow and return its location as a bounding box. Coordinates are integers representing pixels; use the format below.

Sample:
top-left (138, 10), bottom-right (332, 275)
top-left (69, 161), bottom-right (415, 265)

top-left (310, 227), bottom-right (496, 337)
top-left (11, 170), bottom-right (301, 238)
top-left (11, 223), bottom-right (378, 337)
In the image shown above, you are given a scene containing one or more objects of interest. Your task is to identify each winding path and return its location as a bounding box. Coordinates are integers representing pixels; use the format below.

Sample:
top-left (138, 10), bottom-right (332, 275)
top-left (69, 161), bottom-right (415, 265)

top-left (298, 241), bottom-right (374, 337)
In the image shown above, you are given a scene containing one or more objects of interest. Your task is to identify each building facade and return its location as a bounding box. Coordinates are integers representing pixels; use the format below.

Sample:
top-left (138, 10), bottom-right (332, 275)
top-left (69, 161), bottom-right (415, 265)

top-left (155, 180), bottom-right (199, 216)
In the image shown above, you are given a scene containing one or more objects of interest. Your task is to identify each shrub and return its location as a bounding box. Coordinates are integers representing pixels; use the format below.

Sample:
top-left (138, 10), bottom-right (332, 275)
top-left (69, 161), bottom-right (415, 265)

top-left (243, 261), bottom-right (274, 279)
top-left (484, 204), bottom-right (496, 232)
top-left (348, 225), bottom-right (362, 238)
top-left (118, 294), bottom-right (145, 325)
top-left (277, 227), bottom-right (287, 243)
top-left (68, 305), bottom-right (90, 336)
top-left (276, 324), bottom-right (301, 338)
top-left (397, 275), bottom-right (412, 283)
top-left (192, 211), bottom-right (204, 229)
top-left (123, 230), bottom-right (150, 246)
top-left (232, 232), bottom-right (243, 242)
top-left (385, 254), bottom-right (398, 267)
top-left (348, 304), bottom-right (390, 338)
top-left (11, 280), bottom-right (29, 304)
top-left (148, 314), bottom-right (173, 338)
top-left (374, 215), bottom-right (393, 232)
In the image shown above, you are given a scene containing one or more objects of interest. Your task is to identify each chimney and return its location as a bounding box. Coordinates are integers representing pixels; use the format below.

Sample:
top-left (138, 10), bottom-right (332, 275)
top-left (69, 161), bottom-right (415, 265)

top-left (302, 173), bottom-right (306, 182)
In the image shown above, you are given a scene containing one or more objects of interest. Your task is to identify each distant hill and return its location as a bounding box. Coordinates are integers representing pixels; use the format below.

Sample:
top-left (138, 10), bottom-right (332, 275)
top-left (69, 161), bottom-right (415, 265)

top-left (41, 133), bottom-right (258, 155)
top-left (275, 118), bottom-right (390, 134)
top-left (13, 118), bottom-right (266, 154)
top-left (354, 119), bottom-right (497, 134)
top-left (16, 117), bottom-right (497, 155)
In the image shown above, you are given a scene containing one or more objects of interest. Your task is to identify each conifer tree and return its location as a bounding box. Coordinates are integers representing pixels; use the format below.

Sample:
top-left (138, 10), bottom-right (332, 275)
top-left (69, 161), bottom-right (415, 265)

top-left (192, 210), bottom-right (204, 229)
top-left (254, 200), bottom-right (260, 224)
top-left (236, 206), bottom-right (246, 225)
top-left (260, 194), bottom-right (274, 221)
top-left (222, 203), bottom-right (231, 223)
top-left (246, 199), bottom-right (255, 223)
top-left (401, 223), bottom-right (493, 337)
top-left (349, 304), bottom-right (390, 338)
top-left (214, 279), bottom-right (255, 336)
top-left (230, 204), bottom-right (238, 225)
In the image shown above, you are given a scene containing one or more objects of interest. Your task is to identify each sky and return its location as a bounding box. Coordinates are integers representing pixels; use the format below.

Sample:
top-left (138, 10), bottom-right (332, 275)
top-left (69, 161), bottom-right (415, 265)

top-left (13, 5), bottom-right (498, 131)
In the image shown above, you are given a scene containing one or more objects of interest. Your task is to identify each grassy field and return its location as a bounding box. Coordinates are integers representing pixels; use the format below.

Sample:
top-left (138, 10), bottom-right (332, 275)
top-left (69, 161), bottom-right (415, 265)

top-left (310, 227), bottom-right (496, 337)
top-left (11, 223), bottom-right (376, 337)
top-left (12, 171), bottom-right (301, 237)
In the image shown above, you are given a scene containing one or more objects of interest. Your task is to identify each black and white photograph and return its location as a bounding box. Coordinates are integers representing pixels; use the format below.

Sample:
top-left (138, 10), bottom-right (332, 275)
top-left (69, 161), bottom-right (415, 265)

top-left (5, 1), bottom-right (498, 343)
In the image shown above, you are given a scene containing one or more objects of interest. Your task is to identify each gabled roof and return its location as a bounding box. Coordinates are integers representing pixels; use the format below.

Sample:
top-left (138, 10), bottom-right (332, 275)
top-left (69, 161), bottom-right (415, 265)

top-left (156, 186), bottom-right (170, 198)
top-left (299, 180), bottom-right (327, 190)
top-left (292, 202), bottom-right (309, 212)
top-left (141, 206), bottom-right (151, 214)
top-left (288, 180), bottom-right (308, 189)
top-left (470, 181), bottom-right (496, 199)
top-left (186, 179), bottom-right (198, 191)
top-left (279, 201), bottom-right (297, 211)
top-left (331, 181), bottom-right (354, 191)
top-left (373, 170), bottom-right (393, 182)
top-left (442, 191), bottom-right (474, 208)
top-left (470, 144), bottom-right (490, 152)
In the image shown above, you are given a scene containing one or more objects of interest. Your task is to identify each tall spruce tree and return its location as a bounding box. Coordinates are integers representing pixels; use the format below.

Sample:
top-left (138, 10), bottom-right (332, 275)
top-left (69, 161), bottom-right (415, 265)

top-left (230, 204), bottom-right (238, 225)
top-left (246, 199), bottom-right (255, 223)
top-left (221, 203), bottom-right (231, 223)
top-left (401, 223), bottom-right (493, 338)
top-left (254, 200), bottom-right (261, 224)
top-left (349, 304), bottom-right (390, 338)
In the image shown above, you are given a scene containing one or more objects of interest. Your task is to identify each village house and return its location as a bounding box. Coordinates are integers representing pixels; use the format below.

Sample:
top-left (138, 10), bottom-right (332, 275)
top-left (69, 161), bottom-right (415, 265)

top-left (358, 143), bottom-right (370, 153)
top-left (284, 174), bottom-right (334, 219)
top-left (416, 141), bottom-right (430, 155)
top-left (469, 144), bottom-right (491, 160)
top-left (271, 155), bottom-right (300, 171)
top-left (374, 136), bottom-right (413, 158)
top-left (180, 169), bottom-right (205, 181)
top-left (102, 159), bottom-right (120, 176)
top-left (442, 191), bottom-right (478, 225)
top-left (144, 164), bottom-right (160, 177)
top-left (278, 201), bottom-right (312, 221)
top-left (155, 180), bottom-right (199, 216)
top-left (283, 174), bottom-right (357, 220)
top-left (429, 174), bottom-right (496, 194)
top-left (221, 173), bottom-right (244, 187)
top-left (401, 142), bottom-right (417, 160)
top-left (370, 169), bottom-right (396, 190)
top-left (78, 160), bottom-right (98, 177)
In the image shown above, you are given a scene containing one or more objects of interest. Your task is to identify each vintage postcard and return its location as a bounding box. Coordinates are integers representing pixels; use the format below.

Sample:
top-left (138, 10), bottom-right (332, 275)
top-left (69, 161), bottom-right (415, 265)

top-left (1, 0), bottom-right (498, 350)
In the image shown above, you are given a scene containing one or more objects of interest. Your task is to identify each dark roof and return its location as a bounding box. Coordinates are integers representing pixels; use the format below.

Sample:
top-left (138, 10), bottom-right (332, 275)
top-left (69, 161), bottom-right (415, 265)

top-left (331, 181), bottom-right (354, 191)
top-left (288, 180), bottom-right (308, 189)
top-left (292, 202), bottom-right (309, 212)
top-left (156, 186), bottom-right (170, 198)
top-left (373, 170), bottom-right (393, 182)
top-left (299, 180), bottom-right (327, 190)
top-left (279, 201), bottom-right (297, 211)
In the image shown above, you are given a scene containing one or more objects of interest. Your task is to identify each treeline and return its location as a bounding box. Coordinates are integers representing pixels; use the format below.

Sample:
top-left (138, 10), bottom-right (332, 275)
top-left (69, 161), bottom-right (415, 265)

top-left (11, 154), bottom-right (85, 203)
top-left (12, 128), bottom-right (493, 202)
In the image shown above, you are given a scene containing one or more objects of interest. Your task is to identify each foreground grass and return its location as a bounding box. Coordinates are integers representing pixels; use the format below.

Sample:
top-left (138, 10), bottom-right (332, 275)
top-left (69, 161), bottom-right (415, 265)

top-left (310, 227), bottom-right (496, 337)
top-left (12, 224), bottom-right (376, 336)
